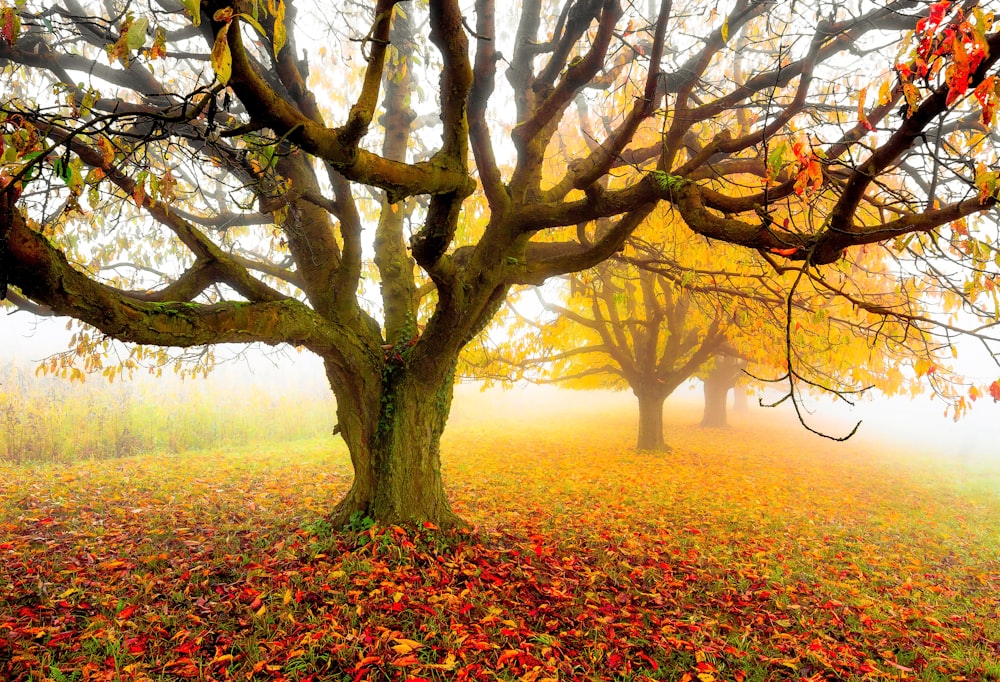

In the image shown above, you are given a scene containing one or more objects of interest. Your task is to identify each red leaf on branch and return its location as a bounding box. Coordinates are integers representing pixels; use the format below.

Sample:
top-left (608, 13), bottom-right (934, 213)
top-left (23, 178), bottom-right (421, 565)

top-left (989, 380), bottom-right (1000, 401)
top-left (1, 8), bottom-right (15, 44)
top-left (974, 76), bottom-right (997, 126)
top-left (769, 247), bottom-right (800, 257)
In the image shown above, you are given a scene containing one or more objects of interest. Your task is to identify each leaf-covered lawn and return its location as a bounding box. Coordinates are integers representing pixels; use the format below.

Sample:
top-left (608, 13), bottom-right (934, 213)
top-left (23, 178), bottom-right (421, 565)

top-left (1, 391), bottom-right (998, 681)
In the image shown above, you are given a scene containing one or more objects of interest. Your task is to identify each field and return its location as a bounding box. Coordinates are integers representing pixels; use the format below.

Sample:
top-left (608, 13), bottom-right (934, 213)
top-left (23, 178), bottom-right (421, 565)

top-left (0, 388), bottom-right (998, 681)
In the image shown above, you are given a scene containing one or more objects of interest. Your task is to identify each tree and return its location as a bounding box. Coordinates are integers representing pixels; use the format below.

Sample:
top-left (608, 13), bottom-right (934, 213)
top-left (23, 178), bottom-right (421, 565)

top-left (700, 354), bottom-right (747, 428)
top-left (2, 1), bottom-right (999, 525)
top-left (478, 214), bottom-right (936, 452)
top-left (494, 256), bottom-right (732, 452)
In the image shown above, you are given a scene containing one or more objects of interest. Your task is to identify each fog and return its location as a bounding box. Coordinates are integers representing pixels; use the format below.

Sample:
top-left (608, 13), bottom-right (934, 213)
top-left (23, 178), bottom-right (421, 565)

top-left (3, 310), bottom-right (998, 466)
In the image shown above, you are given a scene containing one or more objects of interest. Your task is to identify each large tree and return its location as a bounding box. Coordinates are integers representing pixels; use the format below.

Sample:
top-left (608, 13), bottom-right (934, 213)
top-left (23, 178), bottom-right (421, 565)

top-left (2, 1), bottom-right (999, 525)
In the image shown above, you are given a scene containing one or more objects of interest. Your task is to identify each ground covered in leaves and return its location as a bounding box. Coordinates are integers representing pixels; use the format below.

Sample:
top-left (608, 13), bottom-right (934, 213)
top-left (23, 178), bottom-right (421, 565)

top-left (1, 390), bottom-right (998, 681)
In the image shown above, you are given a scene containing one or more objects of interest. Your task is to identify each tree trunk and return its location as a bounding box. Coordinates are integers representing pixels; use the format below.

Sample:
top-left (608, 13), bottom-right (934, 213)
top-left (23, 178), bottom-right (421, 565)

top-left (326, 358), bottom-right (464, 528)
top-left (732, 383), bottom-right (749, 413)
top-left (636, 390), bottom-right (670, 452)
top-left (701, 376), bottom-right (729, 427)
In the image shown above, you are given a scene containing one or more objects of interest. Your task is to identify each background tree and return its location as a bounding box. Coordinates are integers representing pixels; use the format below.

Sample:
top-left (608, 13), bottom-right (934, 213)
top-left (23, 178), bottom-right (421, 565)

top-left (475, 210), bottom-right (942, 451)
top-left (495, 256), bottom-right (731, 452)
top-left (699, 353), bottom-right (747, 428)
top-left (3, 1), bottom-right (999, 525)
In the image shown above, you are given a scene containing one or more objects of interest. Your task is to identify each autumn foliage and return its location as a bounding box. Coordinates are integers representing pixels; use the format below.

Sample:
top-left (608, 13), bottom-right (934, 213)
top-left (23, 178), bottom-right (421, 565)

top-left (1, 393), bottom-right (997, 681)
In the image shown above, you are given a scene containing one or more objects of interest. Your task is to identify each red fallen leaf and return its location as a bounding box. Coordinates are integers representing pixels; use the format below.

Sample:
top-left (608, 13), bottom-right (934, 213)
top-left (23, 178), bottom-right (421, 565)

top-left (391, 654), bottom-right (420, 666)
top-left (175, 640), bottom-right (199, 655)
top-left (125, 637), bottom-right (145, 654)
top-left (423, 521), bottom-right (438, 530)
top-left (696, 660), bottom-right (718, 672)
top-left (353, 655), bottom-right (381, 672)
top-left (45, 632), bottom-right (74, 646)
top-left (518, 651), bottom-right (543, 667)
top-left (117, 604), bottom-right (136, 620)
top-left (496, 649), bottom-right (520, 666)
top-left (637, 651), bottom-right (659, 670)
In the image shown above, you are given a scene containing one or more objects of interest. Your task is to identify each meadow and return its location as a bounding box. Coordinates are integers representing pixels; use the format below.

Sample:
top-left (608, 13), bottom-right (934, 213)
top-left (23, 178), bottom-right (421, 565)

top-left (0, 386), bottom-right (998, 681)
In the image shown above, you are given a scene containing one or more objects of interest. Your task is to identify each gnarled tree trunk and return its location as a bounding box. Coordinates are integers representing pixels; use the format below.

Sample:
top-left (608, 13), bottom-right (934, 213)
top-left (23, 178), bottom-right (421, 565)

top-left (326, 356), bottom-right (463, 528)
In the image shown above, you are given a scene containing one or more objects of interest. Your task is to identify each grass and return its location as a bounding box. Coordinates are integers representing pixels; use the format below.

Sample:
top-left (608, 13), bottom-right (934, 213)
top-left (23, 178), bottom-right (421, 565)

top-left (0, 360), bottom-right (334, 463)
top-left (0, 388), bottom-right (997, 681)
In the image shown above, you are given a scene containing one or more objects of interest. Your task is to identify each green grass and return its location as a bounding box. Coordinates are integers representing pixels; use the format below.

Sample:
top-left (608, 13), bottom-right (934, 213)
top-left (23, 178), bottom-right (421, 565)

top-left (0, 360), bottom-right (335, 463)
top-left (0, 390), bottom-right (997, 681)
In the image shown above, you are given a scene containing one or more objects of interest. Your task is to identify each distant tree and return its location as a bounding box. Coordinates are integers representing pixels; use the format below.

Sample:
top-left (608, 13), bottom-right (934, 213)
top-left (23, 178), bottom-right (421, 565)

top-left (3, 1), bottom-right (999, 525)
top-left (475, 217), bottom-right (935, 451)
top-left (700, 354), bottom-right (747, 429)
top-left (732, 384), bottom-right (750, 414)
top-left (494, 256), bottom-right (732, 452)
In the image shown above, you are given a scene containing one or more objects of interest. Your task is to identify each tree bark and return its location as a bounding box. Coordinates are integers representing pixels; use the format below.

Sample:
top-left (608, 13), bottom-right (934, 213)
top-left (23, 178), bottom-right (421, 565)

top-left (635, 389), bottom-right (669, 451)
top-left (326, 357), bottom-right (464, 528)
top-left (701, 374), bottom-right (730, 428)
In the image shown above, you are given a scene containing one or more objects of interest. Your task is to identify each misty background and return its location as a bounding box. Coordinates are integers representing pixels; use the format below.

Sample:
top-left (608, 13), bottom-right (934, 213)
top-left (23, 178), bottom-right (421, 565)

top-left (3, 309), bottom-right (998, 466)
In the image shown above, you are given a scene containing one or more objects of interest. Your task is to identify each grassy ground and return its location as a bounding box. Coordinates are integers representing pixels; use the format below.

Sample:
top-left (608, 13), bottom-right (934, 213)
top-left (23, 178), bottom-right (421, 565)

top-left (0, 389), bottom-right (997, 681)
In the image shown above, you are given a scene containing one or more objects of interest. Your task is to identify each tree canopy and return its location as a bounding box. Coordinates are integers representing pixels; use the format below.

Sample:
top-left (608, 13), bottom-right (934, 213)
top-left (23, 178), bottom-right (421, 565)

top-left (2, 0), bottom-right (999, 525)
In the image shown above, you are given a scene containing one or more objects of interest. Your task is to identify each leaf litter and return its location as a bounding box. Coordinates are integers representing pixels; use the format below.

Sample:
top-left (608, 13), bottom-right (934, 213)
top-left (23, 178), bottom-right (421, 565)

top-left (0, 396), bottom-right (997, 681)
